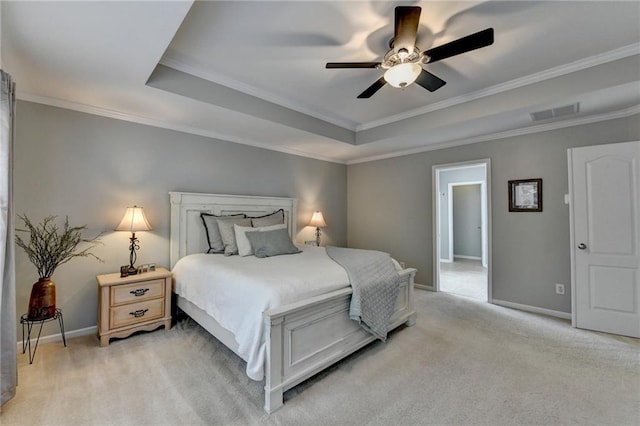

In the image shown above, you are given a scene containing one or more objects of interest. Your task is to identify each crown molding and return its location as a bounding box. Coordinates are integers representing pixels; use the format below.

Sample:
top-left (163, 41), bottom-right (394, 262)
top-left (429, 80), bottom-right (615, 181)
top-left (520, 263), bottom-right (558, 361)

top-left (17, 92), bottom-right (347, 165)
top-left (16, 89), bottom-right (639, 168)
top-left (159, 54), bottom-right (357, 131)
top-left (347, 104), bottom-right (640, 165)
top-left (357, 43), bottom-right (640, 132)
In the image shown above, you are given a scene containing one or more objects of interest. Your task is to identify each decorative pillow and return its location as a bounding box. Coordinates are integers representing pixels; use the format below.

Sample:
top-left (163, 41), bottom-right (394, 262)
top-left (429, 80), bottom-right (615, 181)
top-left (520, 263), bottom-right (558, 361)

top-left (216, 218), bottom-right (252, 256)
top-left (245, 228), bottom-right (301, 258)
top-left (250, 209), bottom-right (285, 227)
top-left (200, 213), bottom-right (246, 253)
top-left (235, 223), bottom-right (287, 257)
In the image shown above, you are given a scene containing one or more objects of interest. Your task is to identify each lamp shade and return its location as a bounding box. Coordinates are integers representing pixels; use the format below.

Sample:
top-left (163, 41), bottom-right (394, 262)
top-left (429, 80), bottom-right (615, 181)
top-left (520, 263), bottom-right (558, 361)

top-left (383, 63), bottom-right (421, 88)
top-left (115, 206), bottom-right (152, 232)
top-left (308, 211), bottom-right (327, 228)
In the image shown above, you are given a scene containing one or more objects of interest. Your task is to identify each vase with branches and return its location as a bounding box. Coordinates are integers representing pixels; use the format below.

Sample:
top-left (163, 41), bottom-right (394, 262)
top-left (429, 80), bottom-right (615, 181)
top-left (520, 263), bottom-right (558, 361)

top-left (16, 214), bottom-right (103, 320)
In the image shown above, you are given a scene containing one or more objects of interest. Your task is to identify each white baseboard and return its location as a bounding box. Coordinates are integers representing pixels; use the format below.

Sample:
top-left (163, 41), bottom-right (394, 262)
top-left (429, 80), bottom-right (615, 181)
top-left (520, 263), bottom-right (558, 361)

top-left (17, 325), bottom-right (97, 350)
top-left (414, 283), bottom-right (434, 291)
top-left (454, 255), bottom-right (482, 260)
top-left (492, 299), bottom-right (571, 320)
top-left (439, 259), bottom-right (452, 263)
top-left (409, 284), bottom-right (569, 320)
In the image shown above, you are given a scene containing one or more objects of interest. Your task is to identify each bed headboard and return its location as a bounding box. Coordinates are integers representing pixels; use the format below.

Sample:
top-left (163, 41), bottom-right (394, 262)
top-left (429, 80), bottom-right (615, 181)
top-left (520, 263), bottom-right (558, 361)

top-left (169, 192), bottom-right (298, 268)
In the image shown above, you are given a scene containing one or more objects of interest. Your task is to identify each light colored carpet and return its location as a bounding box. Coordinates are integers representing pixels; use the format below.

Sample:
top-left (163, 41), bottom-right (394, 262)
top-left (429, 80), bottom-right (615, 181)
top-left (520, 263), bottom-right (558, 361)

top-left (440, 259), bottom-right (487, 301)
top-left (1, 290), bottom-right (638, 425)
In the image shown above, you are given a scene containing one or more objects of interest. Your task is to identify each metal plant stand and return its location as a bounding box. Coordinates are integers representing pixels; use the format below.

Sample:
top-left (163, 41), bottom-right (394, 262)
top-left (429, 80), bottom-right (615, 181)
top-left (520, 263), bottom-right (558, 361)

top-left (20, 308), bottom-right (66, 364)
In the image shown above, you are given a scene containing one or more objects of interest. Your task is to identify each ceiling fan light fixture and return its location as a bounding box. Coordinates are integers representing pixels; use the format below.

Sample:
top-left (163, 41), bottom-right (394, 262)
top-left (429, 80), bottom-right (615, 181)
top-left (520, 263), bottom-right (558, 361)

top-left (325, 7), bottom-right (494, 98)
top-left (384, 63), bottom-right (421, 88)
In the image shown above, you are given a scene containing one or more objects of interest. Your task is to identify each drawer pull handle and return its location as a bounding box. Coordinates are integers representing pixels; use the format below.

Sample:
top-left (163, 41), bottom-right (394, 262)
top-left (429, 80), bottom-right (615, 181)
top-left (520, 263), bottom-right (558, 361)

top-left (130, 288), bottom-right (149, 297)
top-left (129, 309), bottom-right (148, 318)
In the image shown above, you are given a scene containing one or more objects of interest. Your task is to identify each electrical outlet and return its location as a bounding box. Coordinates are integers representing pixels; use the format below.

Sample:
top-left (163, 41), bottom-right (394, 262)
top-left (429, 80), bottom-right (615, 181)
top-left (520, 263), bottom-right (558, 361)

top-left (555, 283), bottom-right (565, 295)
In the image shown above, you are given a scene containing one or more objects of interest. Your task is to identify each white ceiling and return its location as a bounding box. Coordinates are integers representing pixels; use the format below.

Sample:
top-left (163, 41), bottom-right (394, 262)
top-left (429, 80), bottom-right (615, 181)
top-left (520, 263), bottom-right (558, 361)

top-left (2, 1), bottom-right (639, 164)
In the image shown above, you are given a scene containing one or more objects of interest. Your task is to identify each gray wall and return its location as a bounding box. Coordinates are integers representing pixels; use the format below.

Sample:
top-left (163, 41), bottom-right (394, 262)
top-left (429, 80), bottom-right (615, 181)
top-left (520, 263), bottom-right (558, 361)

top-left (438, 166), bottom-right (485, 261)
top-left (347, 114), bottom-right (640, 313)
top-left (13, 99), bottom-right (640, 337)
top-left (14, 101), bottom-right (347, 338)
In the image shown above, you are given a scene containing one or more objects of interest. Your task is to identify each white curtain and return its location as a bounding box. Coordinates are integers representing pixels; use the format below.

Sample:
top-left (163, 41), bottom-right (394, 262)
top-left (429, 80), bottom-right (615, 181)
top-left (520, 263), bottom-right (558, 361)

top-left (0, 69), bottom-right (16, 406)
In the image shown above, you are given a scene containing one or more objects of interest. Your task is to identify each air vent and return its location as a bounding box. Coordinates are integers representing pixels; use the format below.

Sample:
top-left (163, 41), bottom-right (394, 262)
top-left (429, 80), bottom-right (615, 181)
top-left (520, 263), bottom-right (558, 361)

top-left (530, 103), bottom-right (580, 122)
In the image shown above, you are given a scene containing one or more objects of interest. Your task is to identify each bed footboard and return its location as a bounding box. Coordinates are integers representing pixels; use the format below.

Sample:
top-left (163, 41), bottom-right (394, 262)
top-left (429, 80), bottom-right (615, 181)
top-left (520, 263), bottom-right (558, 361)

top-left (263, 267), bottom-right (416, 413)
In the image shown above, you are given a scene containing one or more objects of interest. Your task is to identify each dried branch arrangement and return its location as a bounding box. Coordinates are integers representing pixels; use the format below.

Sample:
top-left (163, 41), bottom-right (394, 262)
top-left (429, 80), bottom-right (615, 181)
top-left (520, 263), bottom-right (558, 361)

top-left (15, 215), bottom-right (103, 279)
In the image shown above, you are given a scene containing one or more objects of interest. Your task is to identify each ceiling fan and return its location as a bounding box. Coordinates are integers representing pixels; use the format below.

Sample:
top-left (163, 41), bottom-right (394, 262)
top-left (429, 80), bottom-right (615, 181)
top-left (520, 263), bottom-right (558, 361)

top-left (326, 6), bottom-right (494, 99)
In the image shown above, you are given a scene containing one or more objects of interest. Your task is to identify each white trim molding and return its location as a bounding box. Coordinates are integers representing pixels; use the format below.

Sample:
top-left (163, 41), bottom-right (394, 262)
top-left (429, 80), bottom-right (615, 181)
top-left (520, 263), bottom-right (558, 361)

top-left (454, 255), bottom-right (482, 261)
top-left (414, 283), bottom-right (433, 291)
top-left (348, 104), bottom-right (640, 165)
top-left (16, 92), bottom-right (347, 165)
top-left (492, 299), bottom-right (571, 320)
top-left (357, 43), bottom-right (640, 132)
top-left (17, 325), bottom-right (97, 351)
top-left (160, 54), bottom-right (357, 131)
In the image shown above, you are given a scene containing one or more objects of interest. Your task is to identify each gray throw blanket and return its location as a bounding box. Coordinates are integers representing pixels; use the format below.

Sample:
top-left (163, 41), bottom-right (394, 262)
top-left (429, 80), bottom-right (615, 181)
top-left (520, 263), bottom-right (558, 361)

top-left (326, 246), bottom-right (400, 341)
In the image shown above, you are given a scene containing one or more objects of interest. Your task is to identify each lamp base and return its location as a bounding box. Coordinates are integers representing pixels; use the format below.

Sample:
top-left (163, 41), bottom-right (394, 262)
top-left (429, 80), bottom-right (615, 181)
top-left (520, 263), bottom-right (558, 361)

top-left (126, 233), bottom-right (140, 275)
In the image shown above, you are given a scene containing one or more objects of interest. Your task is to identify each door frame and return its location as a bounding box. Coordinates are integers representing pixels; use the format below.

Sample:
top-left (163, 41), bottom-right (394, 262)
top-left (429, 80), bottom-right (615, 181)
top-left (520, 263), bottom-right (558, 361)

top-left (447, 181), bottom-right (486, 266)
top-left (433, 159), bottom-right (492, 302)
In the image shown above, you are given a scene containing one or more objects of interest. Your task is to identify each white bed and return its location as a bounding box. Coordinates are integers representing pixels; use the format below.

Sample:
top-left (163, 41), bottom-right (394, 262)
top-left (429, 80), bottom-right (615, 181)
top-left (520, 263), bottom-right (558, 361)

top-left (169, 192), bottom-right (417, 413)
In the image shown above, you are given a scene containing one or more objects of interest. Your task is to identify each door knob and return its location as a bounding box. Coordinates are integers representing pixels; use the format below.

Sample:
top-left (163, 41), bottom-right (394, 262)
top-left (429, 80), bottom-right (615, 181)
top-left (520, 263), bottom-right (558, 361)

top-left (578, 243), bottom-right (587, 250)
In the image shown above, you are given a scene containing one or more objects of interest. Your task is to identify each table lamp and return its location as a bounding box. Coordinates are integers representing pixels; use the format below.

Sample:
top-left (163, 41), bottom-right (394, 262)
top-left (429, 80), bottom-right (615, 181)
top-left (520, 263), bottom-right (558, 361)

top-left (115, 205), bottom-right (152, 275)
top-left (308, 211), bottom-right (327, 246)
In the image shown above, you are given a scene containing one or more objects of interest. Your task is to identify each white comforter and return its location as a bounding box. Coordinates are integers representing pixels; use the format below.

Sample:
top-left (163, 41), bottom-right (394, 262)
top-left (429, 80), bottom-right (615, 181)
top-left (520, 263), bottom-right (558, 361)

top-left (172, 245), bottom-right (350, 381)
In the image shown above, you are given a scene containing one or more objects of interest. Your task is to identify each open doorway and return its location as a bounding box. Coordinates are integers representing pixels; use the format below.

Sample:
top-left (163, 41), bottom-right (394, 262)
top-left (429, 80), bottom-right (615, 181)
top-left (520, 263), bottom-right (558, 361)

top-left (433, 160), bottom-right (491, 302)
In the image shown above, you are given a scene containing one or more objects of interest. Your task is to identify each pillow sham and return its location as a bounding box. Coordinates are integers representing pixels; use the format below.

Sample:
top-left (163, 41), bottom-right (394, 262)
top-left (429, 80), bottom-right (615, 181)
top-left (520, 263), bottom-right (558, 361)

top-left (200, 213), bottom-right (246, 253)
top-left (235, 223), bottom-right (288, 257)
top-left (245, 228), bottom-right (301, 258)
top-left (249, 209), bottom-right (285, 227)
top-left (216, 218), bottom-right (252, 256)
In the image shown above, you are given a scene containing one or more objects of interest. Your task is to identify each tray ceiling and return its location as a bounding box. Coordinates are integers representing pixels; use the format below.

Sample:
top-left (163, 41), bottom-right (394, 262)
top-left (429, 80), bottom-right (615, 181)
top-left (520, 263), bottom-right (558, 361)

top-left (3, 1), bottom-right (639, 163)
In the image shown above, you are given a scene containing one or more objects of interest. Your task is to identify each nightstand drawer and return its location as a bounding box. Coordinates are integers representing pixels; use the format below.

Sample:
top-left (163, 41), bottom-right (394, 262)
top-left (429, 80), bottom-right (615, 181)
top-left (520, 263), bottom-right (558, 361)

top-left (110, 298), bottom-right (164, 329)
top-left (111, 279), bottom-right (165, 306)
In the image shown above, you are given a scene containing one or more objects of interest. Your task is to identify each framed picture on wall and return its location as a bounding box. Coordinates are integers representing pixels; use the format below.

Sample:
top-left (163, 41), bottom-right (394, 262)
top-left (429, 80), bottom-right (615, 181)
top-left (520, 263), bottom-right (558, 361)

top-left (508, 178), bottom-right (542, 212)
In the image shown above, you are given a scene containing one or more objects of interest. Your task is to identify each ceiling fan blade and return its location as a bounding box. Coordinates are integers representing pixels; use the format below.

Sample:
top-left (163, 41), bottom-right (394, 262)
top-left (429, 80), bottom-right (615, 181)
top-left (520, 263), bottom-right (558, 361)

top-left (424, 28), bottom-right (494, 63)
top-left (357, 77), bottom-right (387, 99)
top-left (415, 69), bottom-right (447, 92)
top-left (326, 62), bottom-right (381, 69)
top-left (394, 6), bottom-right (421, 52)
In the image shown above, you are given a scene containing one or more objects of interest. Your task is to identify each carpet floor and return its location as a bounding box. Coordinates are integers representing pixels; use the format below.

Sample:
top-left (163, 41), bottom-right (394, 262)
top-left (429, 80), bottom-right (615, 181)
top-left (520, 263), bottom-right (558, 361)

top-left (1, 290), bottom-right (638, 425)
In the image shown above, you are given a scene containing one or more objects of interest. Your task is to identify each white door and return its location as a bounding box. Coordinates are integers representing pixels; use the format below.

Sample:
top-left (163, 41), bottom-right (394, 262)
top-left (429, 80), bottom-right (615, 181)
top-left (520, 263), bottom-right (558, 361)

top-left (568, 141), bottom-right (640, 338)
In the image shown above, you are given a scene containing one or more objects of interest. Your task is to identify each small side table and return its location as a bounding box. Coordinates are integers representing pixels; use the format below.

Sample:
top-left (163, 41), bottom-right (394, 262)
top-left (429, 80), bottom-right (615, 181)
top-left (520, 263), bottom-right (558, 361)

top-left (96, 267), bottom-right (172, 346)
top-left (20, 308), bottom-right (67, 364)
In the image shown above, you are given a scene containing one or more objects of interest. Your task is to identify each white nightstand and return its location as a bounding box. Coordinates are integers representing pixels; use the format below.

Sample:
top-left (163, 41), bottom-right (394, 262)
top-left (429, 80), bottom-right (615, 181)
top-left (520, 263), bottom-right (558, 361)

top-left (96, 267), bottom-right (172, 347)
